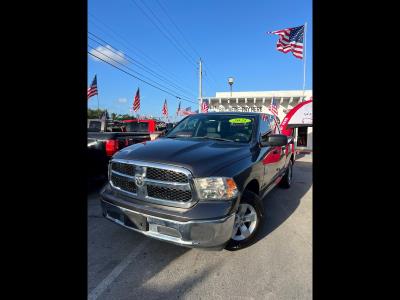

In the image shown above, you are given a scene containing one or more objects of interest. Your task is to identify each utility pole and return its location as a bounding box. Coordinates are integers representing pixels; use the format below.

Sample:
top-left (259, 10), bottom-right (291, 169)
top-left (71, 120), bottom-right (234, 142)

top-left (199, 58), bottom-right (202, 112)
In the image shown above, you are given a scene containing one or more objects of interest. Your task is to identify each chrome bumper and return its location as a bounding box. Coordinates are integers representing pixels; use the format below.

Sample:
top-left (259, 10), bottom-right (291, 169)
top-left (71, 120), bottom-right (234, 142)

top-left (101, 200), bottom-right (235, 249)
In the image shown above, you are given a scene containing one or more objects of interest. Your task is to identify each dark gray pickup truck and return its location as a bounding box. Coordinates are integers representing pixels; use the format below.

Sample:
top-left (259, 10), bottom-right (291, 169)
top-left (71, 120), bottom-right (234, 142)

top-left (100, 112), bottom-right (295, 250)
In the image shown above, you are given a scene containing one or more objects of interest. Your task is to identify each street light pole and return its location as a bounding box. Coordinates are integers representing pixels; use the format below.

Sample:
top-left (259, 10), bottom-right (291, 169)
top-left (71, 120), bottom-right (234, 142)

top-left (199, 58), bottom-right (202, 112)
top-left (228, 77), bottom-right (234, 97)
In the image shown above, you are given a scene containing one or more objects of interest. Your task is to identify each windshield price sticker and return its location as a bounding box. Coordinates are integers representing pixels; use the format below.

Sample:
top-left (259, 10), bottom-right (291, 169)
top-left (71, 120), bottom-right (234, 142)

top-left (229, 118), bottom-right (252, 124)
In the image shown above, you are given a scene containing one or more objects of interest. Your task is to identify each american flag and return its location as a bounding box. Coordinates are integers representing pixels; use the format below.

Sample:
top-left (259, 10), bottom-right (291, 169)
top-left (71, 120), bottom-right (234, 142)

top-left (180, 106), bottom-right (194, 116)
top-left (133, 88), bottom-right (140, 112)
top-left (268, 25), bottom-right (304, 59)
top-left (268, 98), bottom-right (279, 117)
top-left (201, 99), bottom-right (208, 113)
top-left (87, 75), bottom-right (98, 99)
top-left (261, 113), bottom-right (268, 121)
top-left (162, 99), bottom-right (168, 116)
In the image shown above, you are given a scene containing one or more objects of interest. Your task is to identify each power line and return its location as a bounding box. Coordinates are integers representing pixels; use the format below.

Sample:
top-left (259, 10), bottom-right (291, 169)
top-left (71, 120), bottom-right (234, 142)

top-left (139, 0), bottom-right (198, 63)
top-left (88, 45), bottom-right (195, 102)
top-left (202, 61), bottom-right (220, 88)
top-left (155, 0), bottom-right (202, 59)
top-left (129, 0), bottom-right (197, 68)
top-left (88, 13), bottom-right (195, 88)
top-left (153, 0), bottom-right (219, 92)
top-left (88, 50), bottom-right (197, 105)
top-left (88, 33), bottom-right (197, 98)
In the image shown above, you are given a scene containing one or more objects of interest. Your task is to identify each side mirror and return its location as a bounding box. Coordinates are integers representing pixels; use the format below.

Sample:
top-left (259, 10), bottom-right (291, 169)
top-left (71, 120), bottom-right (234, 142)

top-left (261, 134), bottom-right (288, 147)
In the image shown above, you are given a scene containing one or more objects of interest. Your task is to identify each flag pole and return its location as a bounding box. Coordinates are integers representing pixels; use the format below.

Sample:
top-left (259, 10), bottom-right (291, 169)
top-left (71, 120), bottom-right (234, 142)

top-left (302, 22), bottom-right (307, 101)
top-left (97, 94), bottom-right (101, 118)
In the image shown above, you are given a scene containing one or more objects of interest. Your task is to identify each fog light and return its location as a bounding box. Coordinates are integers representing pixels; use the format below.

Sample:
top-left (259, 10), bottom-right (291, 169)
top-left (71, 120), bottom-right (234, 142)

top-left (190, 224), bottom-right (215, 241)
top-left (157, 226), bottom-right (181, 238)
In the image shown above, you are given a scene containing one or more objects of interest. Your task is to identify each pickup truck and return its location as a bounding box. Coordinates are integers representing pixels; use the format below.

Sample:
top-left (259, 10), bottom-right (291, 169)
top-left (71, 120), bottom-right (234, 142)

top-left (100, 112), bottom-right (295, 250)
top-left (88, 118), bottom-right (149, 177)
top-left (122, 119), bottom-right (164, 140)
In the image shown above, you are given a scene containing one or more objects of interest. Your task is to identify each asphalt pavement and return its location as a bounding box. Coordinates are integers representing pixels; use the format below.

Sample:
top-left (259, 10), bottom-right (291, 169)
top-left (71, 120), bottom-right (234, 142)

top-left (88, 154), bottom-right (312, 300)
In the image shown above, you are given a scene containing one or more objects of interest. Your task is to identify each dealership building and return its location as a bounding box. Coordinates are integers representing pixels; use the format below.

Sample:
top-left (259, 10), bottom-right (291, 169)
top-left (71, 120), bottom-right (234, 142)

top-left (202, 90), bottom-right (313, 151)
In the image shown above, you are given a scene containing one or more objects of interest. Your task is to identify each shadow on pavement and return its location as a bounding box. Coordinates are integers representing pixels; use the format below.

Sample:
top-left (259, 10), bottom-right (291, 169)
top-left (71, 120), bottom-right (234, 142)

top-left (88, 175), bottom-right (107, 195)
top-left (295, 152), bottom-right (312, 160)
top-left (95, 240), bottom-right (215, 299)
top-left (98, 253), bottom-right (217, 300)
top-left (254, 160), bottom-right (312, 244)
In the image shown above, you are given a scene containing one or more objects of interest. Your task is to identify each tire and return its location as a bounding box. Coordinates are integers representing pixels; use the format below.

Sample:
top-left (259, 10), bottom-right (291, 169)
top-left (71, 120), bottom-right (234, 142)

top-left (225, 190), bottom-right (264, 251)
top-left (279, 159), bottom-right (293, 189)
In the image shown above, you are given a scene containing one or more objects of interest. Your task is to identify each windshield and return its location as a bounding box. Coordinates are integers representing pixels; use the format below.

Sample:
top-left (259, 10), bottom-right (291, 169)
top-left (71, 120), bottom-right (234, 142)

top-left (125, 122), bottom-right (149, 132)
top-left (88, 121), bottom-right (101, 131)
top-left (166, 114), bottom-right (256, 143)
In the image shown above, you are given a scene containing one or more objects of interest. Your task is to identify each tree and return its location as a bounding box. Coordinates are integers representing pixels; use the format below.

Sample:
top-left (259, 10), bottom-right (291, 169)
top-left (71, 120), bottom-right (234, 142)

top-left (111, 113), bottom-right (116, 120)
top-left (88, 108), bottom-right (116, 119)
top-left (115, 114), bottom-right (133, 120)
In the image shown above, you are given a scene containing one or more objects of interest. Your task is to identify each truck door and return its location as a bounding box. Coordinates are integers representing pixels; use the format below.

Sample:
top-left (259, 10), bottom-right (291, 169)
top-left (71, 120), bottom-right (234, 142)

top-left (259, 117), bottom-right (281, 189)
top-left (271, 118), bottom-right (288, 174)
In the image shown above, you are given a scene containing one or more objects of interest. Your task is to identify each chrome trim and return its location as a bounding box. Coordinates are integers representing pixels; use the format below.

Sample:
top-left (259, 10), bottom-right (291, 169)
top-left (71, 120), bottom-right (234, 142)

top-left (111, 170), bottom-right (135, 180)
top-left (145, 178), bottom-right (191, 191)
top-left (109, 159), bottom-right (196, 208)
top-left (111, 159), bottom-right (193, 177)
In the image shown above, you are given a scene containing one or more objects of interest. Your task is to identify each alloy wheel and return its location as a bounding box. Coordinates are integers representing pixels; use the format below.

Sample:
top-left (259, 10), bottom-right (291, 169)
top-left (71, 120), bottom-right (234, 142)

top-left (232, 203), bottom-right (258, 241)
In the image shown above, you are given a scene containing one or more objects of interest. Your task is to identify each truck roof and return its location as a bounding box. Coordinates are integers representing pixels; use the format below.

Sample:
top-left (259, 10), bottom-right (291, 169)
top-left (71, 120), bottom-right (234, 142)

top-left (122, 119), bottom-right (156, 123)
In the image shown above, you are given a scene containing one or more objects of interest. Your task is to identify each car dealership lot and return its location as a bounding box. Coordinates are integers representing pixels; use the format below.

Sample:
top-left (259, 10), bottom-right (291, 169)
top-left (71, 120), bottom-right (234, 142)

top-left (88, 154), bottom-right (312, 300)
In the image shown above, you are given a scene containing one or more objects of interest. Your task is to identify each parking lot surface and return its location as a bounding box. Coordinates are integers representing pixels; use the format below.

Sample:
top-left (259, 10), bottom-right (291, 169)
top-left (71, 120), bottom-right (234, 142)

top-left (88, 154), bottom-right (312, 300)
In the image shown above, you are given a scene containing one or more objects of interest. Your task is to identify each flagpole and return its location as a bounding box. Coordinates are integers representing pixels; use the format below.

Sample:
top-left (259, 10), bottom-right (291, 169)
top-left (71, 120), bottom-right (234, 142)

top-left (302, 22), bottom-right (307, 101)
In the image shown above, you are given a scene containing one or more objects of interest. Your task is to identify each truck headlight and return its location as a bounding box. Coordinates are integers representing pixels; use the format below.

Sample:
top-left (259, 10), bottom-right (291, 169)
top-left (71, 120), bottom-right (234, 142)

top-left (194, 177), bottom-right (238, 200)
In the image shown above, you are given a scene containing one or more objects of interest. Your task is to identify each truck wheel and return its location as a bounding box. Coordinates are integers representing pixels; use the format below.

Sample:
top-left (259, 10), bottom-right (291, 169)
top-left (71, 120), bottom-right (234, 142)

top-left (225, 190), bottom-right (263, 251)
top-left (279, 159), bottom-right (293, 189)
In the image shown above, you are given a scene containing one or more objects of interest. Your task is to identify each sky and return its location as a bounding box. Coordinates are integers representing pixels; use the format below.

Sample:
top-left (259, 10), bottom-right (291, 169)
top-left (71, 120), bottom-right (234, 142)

top-left (88, 0), bottom-right (312, 119)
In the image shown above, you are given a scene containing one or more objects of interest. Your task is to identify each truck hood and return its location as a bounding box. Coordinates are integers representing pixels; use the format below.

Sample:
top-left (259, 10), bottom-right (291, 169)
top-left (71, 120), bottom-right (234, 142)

top-left (113, 137), bottom-right (252, 177)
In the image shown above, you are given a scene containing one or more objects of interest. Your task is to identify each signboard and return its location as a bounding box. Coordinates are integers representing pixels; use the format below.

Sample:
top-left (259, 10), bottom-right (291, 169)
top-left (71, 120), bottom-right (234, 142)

top-left (280, 100), bottom-right (312, 136)
top-left (211, 106), bottom-right (263, 112)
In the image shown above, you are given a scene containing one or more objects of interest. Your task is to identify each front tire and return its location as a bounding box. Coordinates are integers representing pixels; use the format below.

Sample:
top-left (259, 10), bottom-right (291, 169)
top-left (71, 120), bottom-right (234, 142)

top-left (225, 190), bottom-right (263, 251)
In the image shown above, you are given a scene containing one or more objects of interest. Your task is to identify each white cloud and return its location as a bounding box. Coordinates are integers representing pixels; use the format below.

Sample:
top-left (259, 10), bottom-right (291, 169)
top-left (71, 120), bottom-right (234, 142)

top-left (117, 98), bottom-right (127, 104)
top-left (89, 45), bottom-right (128, 65)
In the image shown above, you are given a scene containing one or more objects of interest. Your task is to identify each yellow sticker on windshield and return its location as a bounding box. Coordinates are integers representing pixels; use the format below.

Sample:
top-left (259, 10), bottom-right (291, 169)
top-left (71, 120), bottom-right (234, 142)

top-left (229, 118), bottom-right (252, 124)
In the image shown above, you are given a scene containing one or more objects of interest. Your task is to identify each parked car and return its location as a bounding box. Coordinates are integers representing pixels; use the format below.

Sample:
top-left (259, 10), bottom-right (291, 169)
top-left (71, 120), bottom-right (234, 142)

top-left (100, 112), bottom-right (295, 250)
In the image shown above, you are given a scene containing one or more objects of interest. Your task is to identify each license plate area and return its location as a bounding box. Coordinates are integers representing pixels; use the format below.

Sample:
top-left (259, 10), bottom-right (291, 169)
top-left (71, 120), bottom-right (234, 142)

top-left (104, 202), bottom-right (148, 231)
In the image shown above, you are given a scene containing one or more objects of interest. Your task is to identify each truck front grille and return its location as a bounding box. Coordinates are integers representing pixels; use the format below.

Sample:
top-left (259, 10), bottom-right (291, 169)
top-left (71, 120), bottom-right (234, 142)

top-left (109, 160), bottom-right (194, 208)
top-left (146, 167), bottom-right (188, 183)
top-left (111, 173), bottom-right (137, 194)
top-left (111, 162), bottom-right (135, 176)
top-left (147, 185), bottom-right (192, 202)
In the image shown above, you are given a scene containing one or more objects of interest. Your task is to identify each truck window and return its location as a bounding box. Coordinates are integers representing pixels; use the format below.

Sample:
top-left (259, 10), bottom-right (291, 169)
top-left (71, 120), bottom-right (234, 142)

top-left (126, 122), bottom-right (149, 132)
top-left (167, 114), bottom-right (255, 143)
top-left (271, 118), bottom-right (280, 134)
top-left (88, 121), bottom-right (101, 131)
top-left (260, 117), bottom-right (272, 138)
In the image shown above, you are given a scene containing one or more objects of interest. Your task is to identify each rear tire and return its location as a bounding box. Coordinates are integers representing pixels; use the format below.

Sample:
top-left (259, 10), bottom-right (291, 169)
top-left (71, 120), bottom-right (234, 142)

top-left (279, 159), bottom-right (293, 189)
top-left (225, 190), bottom-right (264, 251)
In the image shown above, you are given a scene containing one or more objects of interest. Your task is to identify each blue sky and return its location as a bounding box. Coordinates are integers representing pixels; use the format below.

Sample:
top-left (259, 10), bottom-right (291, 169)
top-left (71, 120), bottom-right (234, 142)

top-left (88, 0), bottom-right (312, 119)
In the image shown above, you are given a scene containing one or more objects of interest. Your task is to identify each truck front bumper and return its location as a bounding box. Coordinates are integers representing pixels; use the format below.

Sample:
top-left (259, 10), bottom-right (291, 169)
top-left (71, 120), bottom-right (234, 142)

top-left (101, 200), bottom-right (235, 250)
